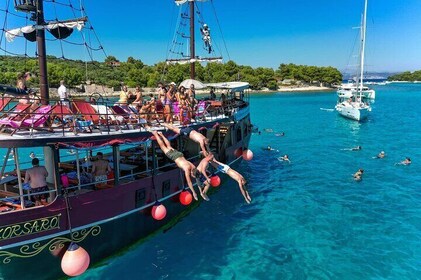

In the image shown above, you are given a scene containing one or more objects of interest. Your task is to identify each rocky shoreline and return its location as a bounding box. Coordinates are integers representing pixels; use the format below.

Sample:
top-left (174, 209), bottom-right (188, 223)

top-left (54, 85), bottom-right (335, 98)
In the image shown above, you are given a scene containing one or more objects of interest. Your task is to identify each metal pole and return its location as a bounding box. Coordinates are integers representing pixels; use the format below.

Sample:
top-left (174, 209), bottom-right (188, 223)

top-left (36, 0), bottom-right (49, 104)
top-left (145, 142), bottom-right (149, 173)
top-left (189, 0), bottom-right (195, 79)
top-left (13, 148), bottom-right (25, 209)
top-left (0, 148), bottom-right (12, 178)
top-left (75, 150), bottom-right (81, 190)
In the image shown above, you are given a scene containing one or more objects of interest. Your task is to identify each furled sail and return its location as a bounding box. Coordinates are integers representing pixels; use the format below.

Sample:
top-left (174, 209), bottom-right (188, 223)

top-left (175, 0), bottom-right (208, 6)
top-left (5, 20), bottom-right (85, 42)
top-left (166, 57), bottom-right (222, 65)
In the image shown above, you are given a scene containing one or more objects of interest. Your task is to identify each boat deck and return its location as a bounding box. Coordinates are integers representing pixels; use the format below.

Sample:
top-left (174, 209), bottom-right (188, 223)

top-left (0, 98), bottom-right (244, 147)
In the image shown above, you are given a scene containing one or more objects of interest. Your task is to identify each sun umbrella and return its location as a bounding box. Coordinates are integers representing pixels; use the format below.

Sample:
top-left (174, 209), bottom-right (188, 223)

top-left (179, 79), bottom-right (206, 90)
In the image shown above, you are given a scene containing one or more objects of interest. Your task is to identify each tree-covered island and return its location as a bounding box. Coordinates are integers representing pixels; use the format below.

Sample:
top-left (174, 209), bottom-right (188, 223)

top-left (0, 55), bottom-right (342, 91)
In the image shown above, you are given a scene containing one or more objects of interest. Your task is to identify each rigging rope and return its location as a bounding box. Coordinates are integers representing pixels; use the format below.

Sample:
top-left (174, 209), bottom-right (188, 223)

top-left (210, 0), bottom-right (230, 61)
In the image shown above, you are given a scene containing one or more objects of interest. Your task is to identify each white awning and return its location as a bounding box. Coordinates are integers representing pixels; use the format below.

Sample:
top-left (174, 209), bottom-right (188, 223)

top-left (205, 82), bottom-right (249, 92)
top-left (5, 21), bottom-right (85, 42)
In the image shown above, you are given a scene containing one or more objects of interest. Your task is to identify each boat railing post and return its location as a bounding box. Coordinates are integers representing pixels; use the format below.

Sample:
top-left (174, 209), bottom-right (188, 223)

top-left (51, 145), bottom-right (61, 198)
top-left (104, 99), bottom-right (110, 134)
top-left (112, 145), bottom-right (120, 185)
top-left (0, 148), bottom-right (12, 179)
top-left (13, 148), bottom-right (25, 209)
top-left (75, 150), bottom-right (81, 190)
top-left (145, 142), bottom-right (149, 174)
top-left (152, 141), bottom-right (157, 176)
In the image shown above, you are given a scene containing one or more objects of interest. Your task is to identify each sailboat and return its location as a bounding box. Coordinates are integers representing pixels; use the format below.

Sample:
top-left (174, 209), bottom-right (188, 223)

top-left (0, 1), bottom-right (251, 279)
top-left (336, 0), bottom-right (372, 121)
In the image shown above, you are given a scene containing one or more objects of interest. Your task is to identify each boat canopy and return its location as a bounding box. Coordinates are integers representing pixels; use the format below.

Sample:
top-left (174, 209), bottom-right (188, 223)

top-left (205, 82), bottom-right (249, 92)
top-left (53, 134), bottom-right (177, 150)
top-left (179, 79), bottom-right (206, 89)
top-left (5, 20), bottom-right (85, 42)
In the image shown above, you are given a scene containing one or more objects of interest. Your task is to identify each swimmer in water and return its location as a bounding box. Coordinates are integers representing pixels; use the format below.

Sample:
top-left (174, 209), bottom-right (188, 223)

top-left (341, 146), bottom-right (362, 151)
top-left (353, 168), bottom-right (364, 181)
top-left (374, 151), bottom-right (386, 159)
top-left (278, 154), bottom-right (290, 163)
top-left (263, 146), bottom-right (278, 152)
top-left (396, 157), bottom-right (411, 165)
top-left (275, 132), bottom-right (285, 137)
top-left (29, 152), bottom-right (36, 159)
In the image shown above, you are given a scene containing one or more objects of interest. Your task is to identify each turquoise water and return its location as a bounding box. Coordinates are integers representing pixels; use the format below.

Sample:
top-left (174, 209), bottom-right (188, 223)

top-left (9, 84), bottom-right (421, 279)
top-left (74, 83), bottom-right (421, 279)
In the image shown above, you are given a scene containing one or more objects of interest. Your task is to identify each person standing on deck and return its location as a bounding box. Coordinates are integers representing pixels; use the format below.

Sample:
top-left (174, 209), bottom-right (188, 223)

top-left (58, 80), bottom-right (70, 107)
top-left (117, 85), bottom-right (131, 105)
top-left (91, 152), bottom-right (111, 185)
top-left (187, 84), bottom-right (196, 99)
top-left (24, 158), bottom-right (49, 206)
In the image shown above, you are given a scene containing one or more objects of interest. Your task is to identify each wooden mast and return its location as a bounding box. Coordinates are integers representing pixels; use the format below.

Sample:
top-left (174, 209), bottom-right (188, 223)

top-left (36, 0), bottom-right (49, 104)
top-left (189, 0), bottom-right (195, 79)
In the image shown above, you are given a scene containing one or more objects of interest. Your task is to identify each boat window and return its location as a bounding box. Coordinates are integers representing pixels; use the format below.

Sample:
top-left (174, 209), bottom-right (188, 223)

top-left (162, 180), bottom-right (171, 197)
top-left (135, 188), bottom-right (146, 208)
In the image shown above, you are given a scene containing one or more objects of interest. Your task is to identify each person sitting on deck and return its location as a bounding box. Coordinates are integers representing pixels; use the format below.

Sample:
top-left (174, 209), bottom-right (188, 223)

top-left (24, 158), bottom-right (49, 206)
top-left (161, 123), bottom-right (210, 156)
top-left (150, 131), bottom-right (199, 200)
top-left (91, 152), bottom-right (111, 186)
top-left (209, 158), bottom-right (251, 204)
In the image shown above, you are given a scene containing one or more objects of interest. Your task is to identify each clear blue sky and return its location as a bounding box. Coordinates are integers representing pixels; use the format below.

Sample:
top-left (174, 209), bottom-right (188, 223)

top-left (3, 0), bottom-right (421, 72)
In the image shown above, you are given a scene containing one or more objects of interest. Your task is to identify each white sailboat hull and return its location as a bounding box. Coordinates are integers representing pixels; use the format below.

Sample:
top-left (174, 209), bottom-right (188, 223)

top-left (335, 102), bottom-right (370, 121)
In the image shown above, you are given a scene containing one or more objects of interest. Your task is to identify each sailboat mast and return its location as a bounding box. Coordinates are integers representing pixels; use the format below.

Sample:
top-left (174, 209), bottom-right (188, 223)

top-left (189, 0), bottom-right (195, 79)
top-left (359, 0), bottom-right (368, 95)
top-left (36, 0), bottom-right (49, 104)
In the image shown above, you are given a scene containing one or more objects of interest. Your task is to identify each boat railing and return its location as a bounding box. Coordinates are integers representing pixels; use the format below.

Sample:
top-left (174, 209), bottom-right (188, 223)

top-left (0, 96), bottom-right (243, 137)
top-left (0, 188), bottom-right (57, 209)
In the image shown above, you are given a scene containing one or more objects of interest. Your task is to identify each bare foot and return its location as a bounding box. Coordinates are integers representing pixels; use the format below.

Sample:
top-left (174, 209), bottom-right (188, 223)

top-left (192, 192), bottom-right (198, 201)
top-left (199, 189), bottom-right (210, 201)
top-left (246, 192), bottom-right (252, 203)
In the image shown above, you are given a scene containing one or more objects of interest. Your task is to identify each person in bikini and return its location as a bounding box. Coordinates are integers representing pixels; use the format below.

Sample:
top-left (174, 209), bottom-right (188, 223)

top-left (151, 131), bottom-right (199, 200)
top-left (24, 158), bottom-right (49, 206)
top-left (91, 152), bottom-right (111, 186)
top-left (209, 158), bottom-right (251, 204)
top-left (162, 123), bottom-right (210, 156)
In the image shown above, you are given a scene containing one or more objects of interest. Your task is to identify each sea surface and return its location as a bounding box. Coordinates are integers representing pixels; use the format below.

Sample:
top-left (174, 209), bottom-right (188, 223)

top-left (6, 84), bottom-right (421, 279)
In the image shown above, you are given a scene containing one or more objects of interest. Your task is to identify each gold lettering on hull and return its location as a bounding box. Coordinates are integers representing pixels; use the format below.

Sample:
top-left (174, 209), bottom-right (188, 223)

top-left (0, 215), bottom-right (61, 241)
